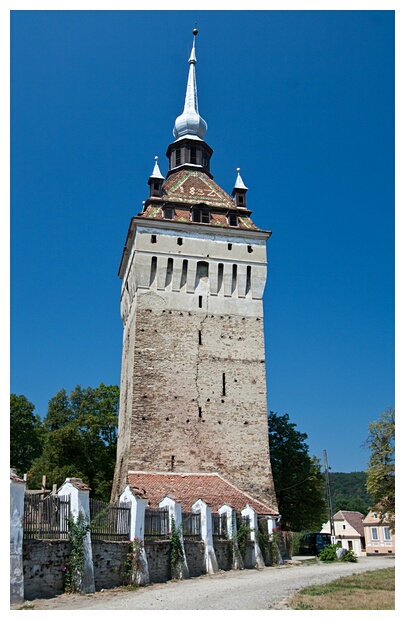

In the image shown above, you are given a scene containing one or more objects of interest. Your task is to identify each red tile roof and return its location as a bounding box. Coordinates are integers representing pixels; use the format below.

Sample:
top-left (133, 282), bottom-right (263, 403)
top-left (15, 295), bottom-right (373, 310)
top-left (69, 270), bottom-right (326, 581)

top-left (128, 471), bottom-right (278, 515)
top-left (138, 169), bottom-right (260, 231)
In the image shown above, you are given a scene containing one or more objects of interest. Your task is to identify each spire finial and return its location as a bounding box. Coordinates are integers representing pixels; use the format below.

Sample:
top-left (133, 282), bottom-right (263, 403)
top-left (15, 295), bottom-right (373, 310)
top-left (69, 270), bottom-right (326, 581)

top-left (173, 29), bottom-right (207, 141)
top-left (150, 155), bottom-right (164, 179)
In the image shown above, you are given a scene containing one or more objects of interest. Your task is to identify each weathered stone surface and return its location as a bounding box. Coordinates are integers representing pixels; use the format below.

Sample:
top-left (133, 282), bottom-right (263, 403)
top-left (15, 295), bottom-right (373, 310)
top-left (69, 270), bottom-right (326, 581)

top-left (92, 541), bottom-right (129, 591)
top-left (23, 540), bottom-right (71, 600)
top-left (144, 540), bottom-right (171, 583)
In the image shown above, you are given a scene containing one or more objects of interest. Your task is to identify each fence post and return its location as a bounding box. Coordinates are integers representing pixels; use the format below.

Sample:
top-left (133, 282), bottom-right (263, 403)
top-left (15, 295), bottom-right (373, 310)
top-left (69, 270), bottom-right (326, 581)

top-left (218, 503), bottom-right (244, 569)
top-left (159, 496), bottom-right (189, 579)
top-left (10, 469), bottom-right (26, 604)
top-left (119, 485), bottom-right (149, 585)
top-left (241, 505), bottom-right (265, 569)
top-left (192, 499), bottom-right (218, 574)
top-left (58, 478), bottom-right (95, 593)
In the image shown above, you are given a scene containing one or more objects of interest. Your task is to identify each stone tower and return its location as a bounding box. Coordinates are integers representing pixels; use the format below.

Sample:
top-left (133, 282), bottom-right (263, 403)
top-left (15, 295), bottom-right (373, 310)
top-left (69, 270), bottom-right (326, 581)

top-left (112, 31), bottom-right (277, 511)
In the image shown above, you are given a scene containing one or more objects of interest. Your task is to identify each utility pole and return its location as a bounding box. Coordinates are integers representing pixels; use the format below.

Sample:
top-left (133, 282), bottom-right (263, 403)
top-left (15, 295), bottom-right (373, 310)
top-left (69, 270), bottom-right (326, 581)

top-left (323, 450), bottom-right (335, 538)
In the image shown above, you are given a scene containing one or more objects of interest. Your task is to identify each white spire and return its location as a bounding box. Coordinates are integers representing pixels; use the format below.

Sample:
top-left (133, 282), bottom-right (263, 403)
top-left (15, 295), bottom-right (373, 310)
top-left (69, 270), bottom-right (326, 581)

top-left (234, 167), bottom-right (248, 190)
top-left (173, 29), bottom-right (207, 141)
top-left (150, 156), bottom-right (164, 179)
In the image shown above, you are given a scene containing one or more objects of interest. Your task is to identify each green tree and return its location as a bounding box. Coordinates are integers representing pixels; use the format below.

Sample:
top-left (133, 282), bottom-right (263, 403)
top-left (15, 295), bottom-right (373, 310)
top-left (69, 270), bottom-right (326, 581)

top-left (28, 383), bottom-right (119, 500)
top-left (10, 394), bottom-right (44, 476)
top-left (365, 407), bottom-right (395, 531)
top-left (268, 412), bottom-right (328, 532)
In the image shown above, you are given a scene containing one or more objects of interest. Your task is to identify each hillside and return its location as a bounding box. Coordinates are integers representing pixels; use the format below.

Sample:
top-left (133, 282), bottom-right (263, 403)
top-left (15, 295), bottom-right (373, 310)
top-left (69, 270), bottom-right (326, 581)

top-left (328, 471), bottom-right (372, 516)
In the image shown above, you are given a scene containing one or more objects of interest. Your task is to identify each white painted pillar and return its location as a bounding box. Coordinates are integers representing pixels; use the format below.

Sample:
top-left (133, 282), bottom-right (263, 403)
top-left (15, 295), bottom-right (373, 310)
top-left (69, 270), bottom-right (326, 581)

top-left (10, 470), bottom-right (26, 604)
top-left (218, 504), bottom-right (244, 569)
top-left (159, 496), bottom-right (189, 579)
top-left (119, 485), bottom-right (150, 585)
top-left (241, 505), bottom-right (265, 569)
top-left (58, 478), bottom-right (95, 593)
top-left (192, 499), bottom-right (218, 574)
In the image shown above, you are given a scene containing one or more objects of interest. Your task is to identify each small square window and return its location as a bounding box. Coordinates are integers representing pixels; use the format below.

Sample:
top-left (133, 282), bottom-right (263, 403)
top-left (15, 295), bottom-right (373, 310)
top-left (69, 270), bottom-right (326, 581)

top-left (151, 235), bottom-right (157, 244)
top-left (228, 213), bottom-right (238, 227)
top-left (163, 207), bottom-right (174, 220)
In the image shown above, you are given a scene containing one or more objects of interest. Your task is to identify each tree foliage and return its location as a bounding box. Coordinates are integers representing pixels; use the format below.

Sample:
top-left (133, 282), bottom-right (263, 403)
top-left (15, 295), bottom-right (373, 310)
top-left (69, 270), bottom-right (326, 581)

top-left (365, 407), bottom-right (395, 530)
top-left (329, 472), bottom-right (372, 515)
top-left (10, 394), bottom-right (44, 476)
top-left (268, 412), bottom-right (328, 532)
top-left (27, 383), bottom-right (119, 501)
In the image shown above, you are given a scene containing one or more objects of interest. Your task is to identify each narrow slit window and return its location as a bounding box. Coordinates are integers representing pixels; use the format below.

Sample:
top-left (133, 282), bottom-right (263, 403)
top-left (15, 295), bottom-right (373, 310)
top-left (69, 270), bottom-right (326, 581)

top-left (246, 265), bottom-right (251, 295)
top-left (151, 234), bottom-right (157, 244)
top-left (165, 258), bottom-right (173, 288)
top-left (217, 263), bottom-right (224, 294)
top-left (247, 245), bottom-right (253, 253)
top-left (150, 256), bottom-right (157, 285)
top-left (177, 238), bottom-right (183, 246)
top-left (231, 264), bottom-right (237, 295)
top-left (175, 148), bottom-right (181, 166)
top-left (198, 330), bottom-right (202, 345)
top-left (198, 295), bottom-right (203, 308)
top-left (228, 243), bottom-right (232, 250)
top-left (190, 146), bottom-right (197, 164)
top-left (198, 407), bottom-right (202, 418)
top-left (222, 373), bottom-right (226, 397)
top-left (180, 259), bottom-right (188, 288)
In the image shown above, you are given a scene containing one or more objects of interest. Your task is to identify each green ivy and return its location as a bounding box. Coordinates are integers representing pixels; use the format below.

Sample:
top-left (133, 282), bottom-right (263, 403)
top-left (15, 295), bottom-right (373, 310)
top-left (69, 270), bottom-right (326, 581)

top-left (236, 522), bottom-right (251, 559)
top-left (123, 538), bottom-right (144, 586)
top-left (169, 517), bottom-right (185, 579)
top-left (64, 513), bottom-right (90, 593)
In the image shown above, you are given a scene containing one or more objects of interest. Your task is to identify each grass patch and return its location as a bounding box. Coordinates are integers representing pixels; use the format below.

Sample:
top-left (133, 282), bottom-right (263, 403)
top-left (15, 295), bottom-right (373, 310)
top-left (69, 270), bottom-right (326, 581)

top-left (290, 568), bottom-right (395, 610)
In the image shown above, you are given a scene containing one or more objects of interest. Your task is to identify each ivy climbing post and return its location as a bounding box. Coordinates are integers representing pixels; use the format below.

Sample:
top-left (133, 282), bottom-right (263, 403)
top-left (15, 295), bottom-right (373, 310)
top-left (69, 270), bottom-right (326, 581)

top-left (58, 478), bottom-right (95, 593)
top-left (119, 485), bottom-right (150, 585)
top-left (241, 505), bottom-right (265, 569)
top-left (159, 496), bottom-right (189, 579)
top-left (218, 503), bottom-right (244, 570)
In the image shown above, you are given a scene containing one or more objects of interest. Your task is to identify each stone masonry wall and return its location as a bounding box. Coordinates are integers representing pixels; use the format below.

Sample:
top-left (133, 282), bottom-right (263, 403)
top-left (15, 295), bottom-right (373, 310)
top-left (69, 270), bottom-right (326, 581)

top-left (183, 539), bottom-right (206, 577)
top-left (92, 540), bottom-right (129, 590)
top-left (126, 298), bottom-right (276, 508)
top-left (144, 540), bottom-right (171, 583)
top-left (213, 539), bottom-right (231, 571)
top-left (23, 539), bottom-right (71, 600)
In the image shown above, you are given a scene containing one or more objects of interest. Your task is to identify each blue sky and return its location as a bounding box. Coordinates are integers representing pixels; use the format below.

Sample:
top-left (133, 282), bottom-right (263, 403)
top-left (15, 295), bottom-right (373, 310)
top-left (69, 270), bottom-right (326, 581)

top-left (9, 8), bottom-right (395, 474)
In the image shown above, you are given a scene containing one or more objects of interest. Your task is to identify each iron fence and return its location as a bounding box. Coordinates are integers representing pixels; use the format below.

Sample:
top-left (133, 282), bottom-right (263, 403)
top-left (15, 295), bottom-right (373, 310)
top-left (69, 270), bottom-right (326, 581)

top-left (212, 513), bottom-right (228, 538)
top-left (144, 507), bottom-right (169, 539)
top-left (182, 511), bottom-right (201, 539)
top-left (23, 493), bottom-right (71, 540)
top-left (89, 498), bottom-right (131, 541)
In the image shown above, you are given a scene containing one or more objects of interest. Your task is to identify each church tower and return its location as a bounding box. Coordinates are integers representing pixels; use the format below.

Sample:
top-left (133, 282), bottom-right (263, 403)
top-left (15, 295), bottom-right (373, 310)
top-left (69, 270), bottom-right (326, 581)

top-left (112, 31), bottom-right (277, 511)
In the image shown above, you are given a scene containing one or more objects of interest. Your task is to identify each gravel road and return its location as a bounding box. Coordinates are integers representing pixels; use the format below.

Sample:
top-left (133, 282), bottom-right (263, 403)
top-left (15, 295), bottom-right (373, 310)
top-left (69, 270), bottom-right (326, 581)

top-left (15, 556), bottom-right (394, 611)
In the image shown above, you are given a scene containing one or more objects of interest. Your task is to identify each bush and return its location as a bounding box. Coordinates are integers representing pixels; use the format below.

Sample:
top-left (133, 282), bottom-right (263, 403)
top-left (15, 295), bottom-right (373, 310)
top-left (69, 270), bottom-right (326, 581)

top-left (340, 549), bottom-right (358, 562)
top-left (318, 543), bottom-right (338, 562)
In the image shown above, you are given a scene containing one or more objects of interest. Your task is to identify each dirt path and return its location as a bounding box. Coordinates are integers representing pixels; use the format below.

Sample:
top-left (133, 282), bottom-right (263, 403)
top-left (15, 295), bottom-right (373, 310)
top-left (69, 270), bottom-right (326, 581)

top-left (14, 556), bottom-right (394, 610)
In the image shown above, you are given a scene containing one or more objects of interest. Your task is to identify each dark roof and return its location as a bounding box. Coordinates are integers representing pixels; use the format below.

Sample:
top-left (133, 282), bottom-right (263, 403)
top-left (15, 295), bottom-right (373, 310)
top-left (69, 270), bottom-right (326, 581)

top-left (128, 471), bottom-right (278, 515)
top-left (334, 510), bottom-right (365, 536)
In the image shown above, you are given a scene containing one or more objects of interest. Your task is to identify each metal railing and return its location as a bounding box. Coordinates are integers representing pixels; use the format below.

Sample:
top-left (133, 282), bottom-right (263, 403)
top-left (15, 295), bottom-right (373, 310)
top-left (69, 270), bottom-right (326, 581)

top-left (89, 498), bottom-right (131, 541)
top-left (23, 493), bottom-right (71, 540)
top-left (182, 512), bottom-right (201, 539)
top-left (212, 513), bottom-right (228, 538)
top-left (144, 507), bottom-right (170, 540)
